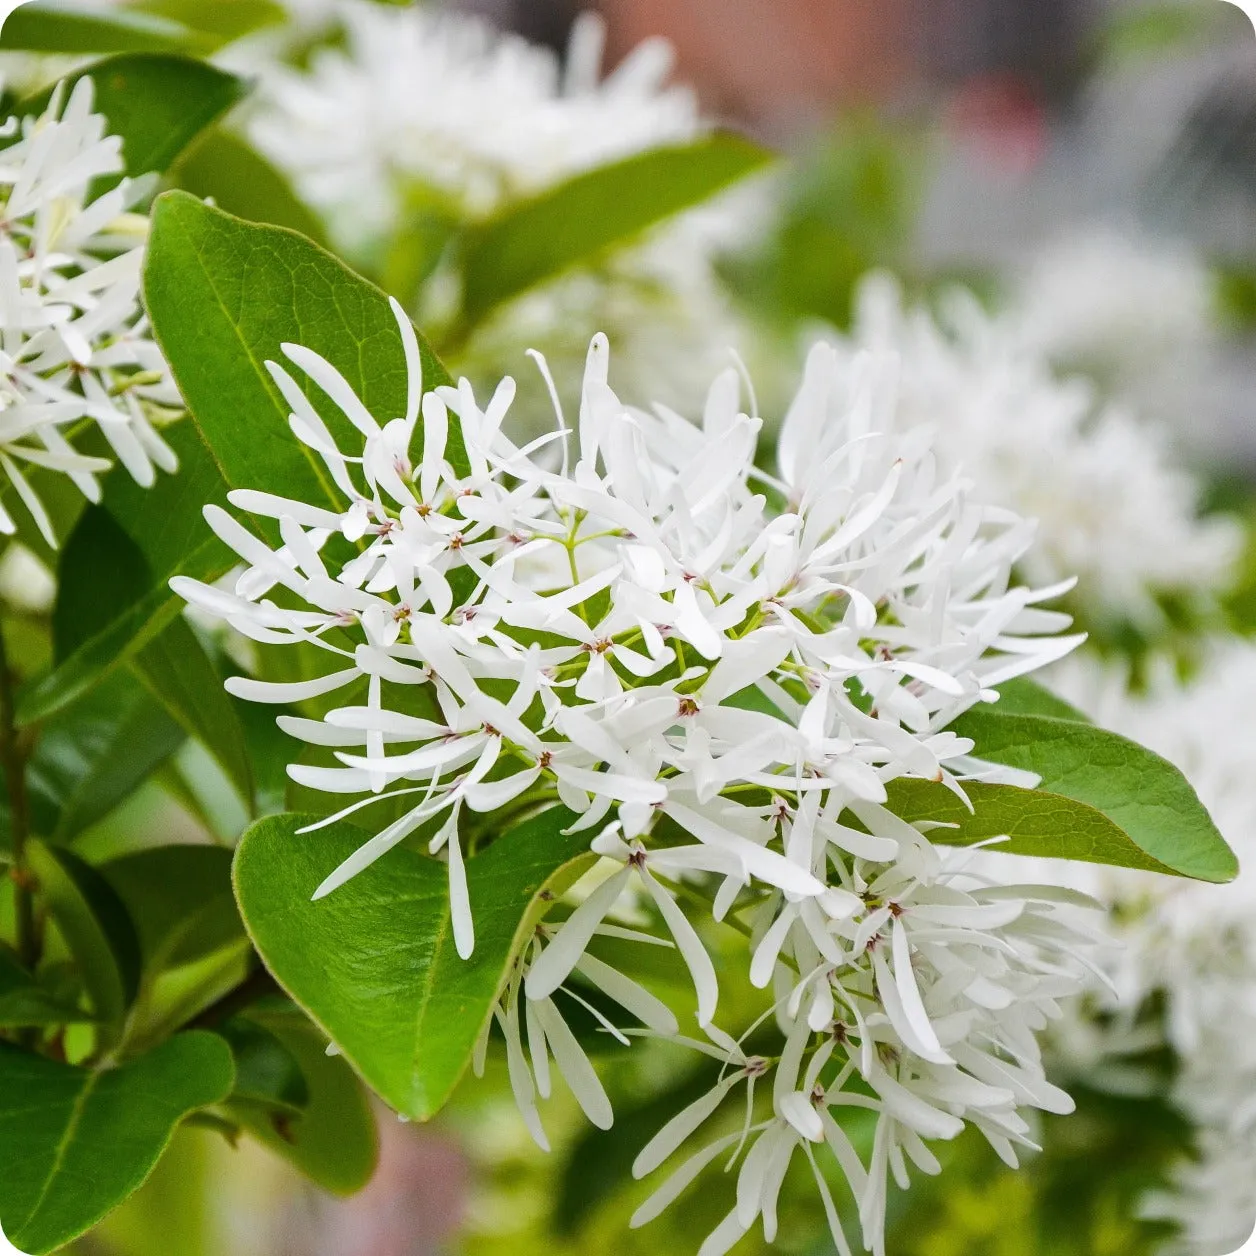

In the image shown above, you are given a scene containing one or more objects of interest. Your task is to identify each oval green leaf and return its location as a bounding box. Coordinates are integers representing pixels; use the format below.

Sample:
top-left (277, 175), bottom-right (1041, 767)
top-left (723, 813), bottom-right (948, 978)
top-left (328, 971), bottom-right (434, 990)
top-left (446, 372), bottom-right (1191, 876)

top-left (143, 191), bottom-right (457, 519)
top-left (19, 54), bottom-right (249, 186)
top-left (233, 808), bottom-right (591, 1120)
top-left (457, 134), bottom-right (775, 328)
top-left (0, 1031), bottom-right (234, 1255)
top-left (948, 704), bottom-right (1238, 883)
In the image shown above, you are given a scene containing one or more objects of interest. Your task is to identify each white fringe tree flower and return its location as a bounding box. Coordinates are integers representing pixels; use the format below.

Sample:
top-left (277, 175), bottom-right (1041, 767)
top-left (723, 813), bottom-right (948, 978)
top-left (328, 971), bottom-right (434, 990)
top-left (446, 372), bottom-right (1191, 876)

top-left (175, 295), bottom-right (1114, 1253)
top-left (0, 77), bottom-right (179, 545)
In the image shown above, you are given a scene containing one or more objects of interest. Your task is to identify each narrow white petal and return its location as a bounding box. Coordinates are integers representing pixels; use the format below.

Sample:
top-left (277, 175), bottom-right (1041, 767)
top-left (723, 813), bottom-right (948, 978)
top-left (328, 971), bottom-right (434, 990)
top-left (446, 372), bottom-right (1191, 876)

top-left (533, 996), bottom-right (613, 1129)
top-left (525, 866), bottom-right (632, 1001)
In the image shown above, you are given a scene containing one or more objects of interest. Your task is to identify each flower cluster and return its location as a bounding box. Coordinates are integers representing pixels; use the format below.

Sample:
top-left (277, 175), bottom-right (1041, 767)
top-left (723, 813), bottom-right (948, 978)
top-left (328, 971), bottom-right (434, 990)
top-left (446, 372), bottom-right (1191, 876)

top-left (176, 303), bottom-right (1100, 1253)
top-left (0, 77), bottom-right (178, 546)
top-left (828, 275), bottom-right (1239, 629)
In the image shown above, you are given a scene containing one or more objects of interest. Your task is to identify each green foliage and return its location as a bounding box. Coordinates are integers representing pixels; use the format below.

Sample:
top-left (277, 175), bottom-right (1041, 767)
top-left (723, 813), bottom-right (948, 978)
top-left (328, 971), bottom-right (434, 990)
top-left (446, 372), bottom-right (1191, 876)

top-left (22, 422), bottom-right (232, 726)
top-left (0, 2), bottom-right (213, 55)
top-left (456, 135), bottom-right (774, 330)
top-left (215, 1014), bottom-right (309, 1113)
top-left (0, 947), bottom-right (92, 1027)
top-left (1096, 2), bottom-right (1222, 65)
top-left (0, 1031), bottom-right (234, 1254)
top-left (144, 192), bottom-right (457, 518)
top-left (20, 54), bottom-right (249, 187)
top-left (132, 617), bottom-right (253, 809)
top-left (173, 128), bottom-right (328, 243)
top-left (887, 778), bottom-right (1197, 876)
top-left (233, 808), bottom-right (590, 1119)
top-left (28, 839), bottom-right (141, 1025)
top-left (128, 0), bottom-right (286, 46)
top-left (228, 1007), bottom-right (379, 1194)
top-left (725, 118), bottom-right (921, 331)
top-left (952, 703), bottom-right (1238, 882)
top-left (102, 846), bottom-right (243, 975)
top-left (19, 666), bottom-right (184, 842)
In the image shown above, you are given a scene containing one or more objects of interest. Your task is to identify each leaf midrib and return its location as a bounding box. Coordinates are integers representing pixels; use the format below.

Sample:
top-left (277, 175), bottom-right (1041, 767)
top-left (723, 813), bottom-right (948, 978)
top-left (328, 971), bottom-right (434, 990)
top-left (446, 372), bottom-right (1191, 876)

top-left (18, 1068), bottom-right (101, 1238)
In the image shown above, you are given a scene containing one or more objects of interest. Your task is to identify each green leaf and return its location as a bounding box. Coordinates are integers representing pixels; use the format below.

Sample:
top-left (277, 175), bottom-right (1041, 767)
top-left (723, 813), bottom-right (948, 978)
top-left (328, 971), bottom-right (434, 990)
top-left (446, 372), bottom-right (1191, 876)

top-left (232, 1007), bottom-right (378, 1194)
top-left (886, 779), bottom-right (1194, 876)
top-left (132, 616), bottom-right (253, 808)
top-left (173, 128), bottom-right (327, 244)
top-left (0, 1031), bottom-right (234, 1255)
top-left (24, 666), bottom-right (185, 842)
top-left (27, 839), bottom-right (141, 1024)
top-left (0, 947), bottom-right (92, 1027)
top-left (0, 2), bottom-right (212, 55)
top-left (216, 1015), bottom-right (309, 1113)
top-left (984, 677), bottom-right (1092, 723)
top-left (128, 0), bottom-right (285, 46)
top-left (457, 135), bottom-right (773, 328)
top-left (20, 421), bottom-right (232, 726)
top-left (939, 705), bottom-right (1238, 882)
top-left (20, 55), bottom-right (249, 184)
top-left (144, 191), bottom-right (457, 518)
top-left (233, 807), bottom-right (591, 1119)
top-left (102, 845), bottom-right (244, 974)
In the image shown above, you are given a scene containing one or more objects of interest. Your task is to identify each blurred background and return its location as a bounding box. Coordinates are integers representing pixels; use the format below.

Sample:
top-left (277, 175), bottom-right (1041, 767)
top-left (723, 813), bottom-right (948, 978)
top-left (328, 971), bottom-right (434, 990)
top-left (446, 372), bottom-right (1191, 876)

top-left (8, 0), bottom-right (1256, 1252)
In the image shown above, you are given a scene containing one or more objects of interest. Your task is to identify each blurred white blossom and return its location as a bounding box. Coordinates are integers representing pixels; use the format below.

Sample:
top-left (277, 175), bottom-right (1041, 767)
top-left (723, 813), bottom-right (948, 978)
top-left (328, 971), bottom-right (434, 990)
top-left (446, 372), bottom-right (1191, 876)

top-left (985, 643), bottom-right (1256, 1256)
top-left (828, 275), bottom-right (1239, 628)
top-left (250, 4), bottom-right (698, 243)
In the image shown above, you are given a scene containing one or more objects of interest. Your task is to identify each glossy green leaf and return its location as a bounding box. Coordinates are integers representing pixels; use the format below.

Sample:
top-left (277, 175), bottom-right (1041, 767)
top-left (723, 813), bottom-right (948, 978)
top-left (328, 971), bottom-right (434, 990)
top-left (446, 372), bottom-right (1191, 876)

top-left (20, 421), bottom-right (232, 726)
top-left (984, 677), bottom-right (1091, 723)
top-left (939, 705), bottom-right (1238, 882)
top-left (174, 128), bottom-right (327, 243)
top-left (28, 839), bottom-right (141, 1024)
top-left (22, 666), bottom-right (185, 842)
top-left (233, 1007), bottom-right (378, 1194)
top-left (20, 55), bottom-right (249, 185)
top-left (0, 1031), bottom-right (234, 1255)
top-left (0, 2), bottom-right (211, 55)
top-left (144, 191), bottom-right (457, 520)
top-left (102, 845), bottom-right (244, 974)
top-left (457, 134), bottom-right (774, 327)
top-left (0, 947), bottom-right (91, 1027)
top-left (233, 808), bottom-right (590, 1119)
top-left (132, 616), bottom-right (253, 808)
top-left (216, 1015), bottom-right (309, 1113)
top-left (886, 779), bottom-right (1189, 876)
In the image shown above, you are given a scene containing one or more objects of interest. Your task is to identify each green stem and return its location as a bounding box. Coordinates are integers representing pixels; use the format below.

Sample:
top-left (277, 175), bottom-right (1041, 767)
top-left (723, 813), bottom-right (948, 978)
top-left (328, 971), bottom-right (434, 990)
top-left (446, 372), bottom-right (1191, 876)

top-left (0, 615), bottom-right (35, 970)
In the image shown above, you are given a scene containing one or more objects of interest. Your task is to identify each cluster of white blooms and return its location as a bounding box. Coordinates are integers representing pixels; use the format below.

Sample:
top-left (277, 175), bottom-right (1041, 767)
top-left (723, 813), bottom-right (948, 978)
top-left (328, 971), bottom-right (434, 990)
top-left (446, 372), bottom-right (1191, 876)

top-left (1010, 227), bottom-right (1215, 392)
top-left (175, 297), bottom-right (1104, 1253)
top-left (249, 3), bottom-right (698, 243)
top-left (826, 275), bottom-right (1239, 628)
top-left (0, 77), bottom-right (179, 545)
top-left (1029, 645), bottom-right (1256, 1256)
